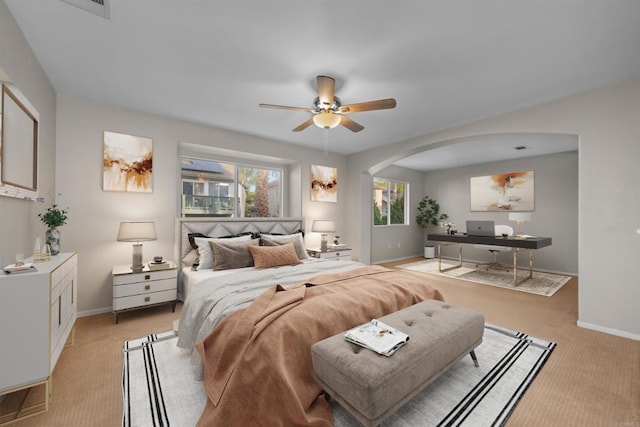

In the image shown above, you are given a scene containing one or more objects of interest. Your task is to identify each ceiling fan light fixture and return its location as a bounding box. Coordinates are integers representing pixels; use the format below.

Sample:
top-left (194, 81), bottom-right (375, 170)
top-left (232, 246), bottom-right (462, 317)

top-left (313, 111), bottom-right (341, 129)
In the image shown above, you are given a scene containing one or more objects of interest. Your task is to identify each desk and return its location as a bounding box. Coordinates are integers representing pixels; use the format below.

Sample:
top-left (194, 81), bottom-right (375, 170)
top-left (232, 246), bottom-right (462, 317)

top-left (428, 233), bottom-right (552, 286)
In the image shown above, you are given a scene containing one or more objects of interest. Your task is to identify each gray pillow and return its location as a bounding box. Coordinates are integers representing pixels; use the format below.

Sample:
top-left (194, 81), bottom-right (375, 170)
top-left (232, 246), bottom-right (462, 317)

top-left (261, 234), bottom-right (309, 260)
top-left (211, 238), bottom-right (260, 270)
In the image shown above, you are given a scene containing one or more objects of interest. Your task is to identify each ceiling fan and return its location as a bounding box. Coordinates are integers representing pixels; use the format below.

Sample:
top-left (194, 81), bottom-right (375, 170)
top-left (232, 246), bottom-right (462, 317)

top-left (259, 75), bottom-right (396, 133)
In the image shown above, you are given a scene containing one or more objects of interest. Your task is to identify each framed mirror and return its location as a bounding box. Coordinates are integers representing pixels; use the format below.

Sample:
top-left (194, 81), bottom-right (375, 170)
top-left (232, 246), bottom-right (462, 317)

top-left (0, 80), bottom-right (39, 200)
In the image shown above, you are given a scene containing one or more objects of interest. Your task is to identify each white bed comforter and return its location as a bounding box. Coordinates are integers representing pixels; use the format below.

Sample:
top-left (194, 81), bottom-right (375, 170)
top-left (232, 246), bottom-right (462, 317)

top-left (176, 259), bottom-right (363, 350)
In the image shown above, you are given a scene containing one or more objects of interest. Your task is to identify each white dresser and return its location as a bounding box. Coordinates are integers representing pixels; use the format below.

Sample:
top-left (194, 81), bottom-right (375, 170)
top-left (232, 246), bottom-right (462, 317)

top-left (112, 263), bottom-right (177, 323)
top-left (0, 252), bottom-right (78, 417)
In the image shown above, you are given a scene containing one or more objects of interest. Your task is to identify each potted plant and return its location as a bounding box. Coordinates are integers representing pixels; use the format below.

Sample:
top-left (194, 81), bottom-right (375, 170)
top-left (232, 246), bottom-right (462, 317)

top-left (416, 196), bottom-right (449, 258)
top-left (38, 204), bottom-right (69, 255)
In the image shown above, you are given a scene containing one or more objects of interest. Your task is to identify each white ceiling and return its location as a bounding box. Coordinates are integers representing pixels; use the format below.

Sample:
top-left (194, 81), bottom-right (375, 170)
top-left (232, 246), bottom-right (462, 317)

top-left (5, 0), bottom-right (640, 168)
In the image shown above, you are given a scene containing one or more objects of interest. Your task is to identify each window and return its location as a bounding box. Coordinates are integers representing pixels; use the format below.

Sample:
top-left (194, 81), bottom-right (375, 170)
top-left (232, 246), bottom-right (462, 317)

top-left (180, 156), bottom-right (282, 218)
top-left (373, 178), bottom-right (408, 226)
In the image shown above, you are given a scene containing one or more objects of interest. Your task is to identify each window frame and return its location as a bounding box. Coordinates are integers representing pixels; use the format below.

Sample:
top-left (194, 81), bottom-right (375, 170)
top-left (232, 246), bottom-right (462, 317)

top-left (372, 177), bottom-right (409, 227)
top-left (179, 154), bottom-right (284, 218)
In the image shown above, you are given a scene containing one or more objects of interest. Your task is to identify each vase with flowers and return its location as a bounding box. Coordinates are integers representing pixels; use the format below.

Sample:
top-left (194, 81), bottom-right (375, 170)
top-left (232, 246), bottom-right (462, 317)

top-left (440, 221), bottom-right (456, 234)
top-left (38, 204), bottom-right (68, 255)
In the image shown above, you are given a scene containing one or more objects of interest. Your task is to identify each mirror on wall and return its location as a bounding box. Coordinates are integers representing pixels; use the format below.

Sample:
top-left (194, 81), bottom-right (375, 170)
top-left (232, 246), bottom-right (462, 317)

top-left (0, 68), bottom-right (39, 201)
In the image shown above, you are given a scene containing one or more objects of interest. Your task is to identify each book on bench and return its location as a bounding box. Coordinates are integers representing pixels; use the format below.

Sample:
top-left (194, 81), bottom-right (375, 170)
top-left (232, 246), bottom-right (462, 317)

top-left (344, 319), bottom-right (410, 356)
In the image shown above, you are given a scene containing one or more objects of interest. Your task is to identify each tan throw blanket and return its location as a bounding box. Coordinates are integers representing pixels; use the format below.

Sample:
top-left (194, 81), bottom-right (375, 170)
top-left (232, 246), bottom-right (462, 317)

top-left (196, 265), bottom-right (444, 426)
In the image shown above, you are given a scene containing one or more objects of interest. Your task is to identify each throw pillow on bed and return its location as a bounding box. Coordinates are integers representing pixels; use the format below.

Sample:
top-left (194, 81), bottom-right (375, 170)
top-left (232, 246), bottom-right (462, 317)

top-left (260, 232), bottom-right (309, 260)
top-left (194, 234), bottom-right (252, 270)
top-left (210, 238), bottom-right (260, 270)
top-left (249, 243), bottom-right (302, 268)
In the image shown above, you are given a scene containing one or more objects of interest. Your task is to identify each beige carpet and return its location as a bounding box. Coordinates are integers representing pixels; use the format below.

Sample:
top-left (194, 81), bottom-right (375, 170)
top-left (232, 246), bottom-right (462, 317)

top-left (3, 266), bottom-right (638, 427)
top-left (397, 258), bottom-right (571, 296)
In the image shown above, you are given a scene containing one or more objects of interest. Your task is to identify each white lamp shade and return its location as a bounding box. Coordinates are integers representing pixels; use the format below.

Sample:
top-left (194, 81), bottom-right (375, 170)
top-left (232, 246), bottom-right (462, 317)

top-left (117, 221), bottom-right (157, 242)
top-left (312, 111), bottom-right (341, 129)
top-left (311, 220), bottom-right (336, 233)
top-left (508, 212), bottom-right (532, 222)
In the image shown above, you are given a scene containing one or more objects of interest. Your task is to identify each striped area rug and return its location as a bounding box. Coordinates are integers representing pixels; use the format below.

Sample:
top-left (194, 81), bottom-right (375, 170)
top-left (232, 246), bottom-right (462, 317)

top-left (122, 325), bottom-right (555, 426)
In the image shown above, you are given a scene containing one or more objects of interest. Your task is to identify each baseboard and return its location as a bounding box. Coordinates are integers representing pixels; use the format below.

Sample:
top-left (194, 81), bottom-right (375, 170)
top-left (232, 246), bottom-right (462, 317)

top-left (78, 306), bottom-right (112, 317)
top-left (577, 321), bottom-right (640, 341)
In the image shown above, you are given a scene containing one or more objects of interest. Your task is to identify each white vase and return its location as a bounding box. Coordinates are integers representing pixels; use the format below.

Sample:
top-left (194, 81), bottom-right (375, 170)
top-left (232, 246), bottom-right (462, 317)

top-left (424, 246), bottom-right (435, 258)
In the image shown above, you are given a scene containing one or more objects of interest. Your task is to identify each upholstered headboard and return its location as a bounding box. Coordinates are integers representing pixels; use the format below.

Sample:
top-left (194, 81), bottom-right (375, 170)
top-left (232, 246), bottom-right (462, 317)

top-left (175, 217), bottom-right (305, 269)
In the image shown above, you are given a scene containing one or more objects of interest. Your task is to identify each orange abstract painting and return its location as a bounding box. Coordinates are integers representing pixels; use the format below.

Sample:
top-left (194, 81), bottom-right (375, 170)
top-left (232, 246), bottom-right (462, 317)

top-left (470, 171), bottom-right (534, 211)
top-left (103, 131), bottom-right (152, 193)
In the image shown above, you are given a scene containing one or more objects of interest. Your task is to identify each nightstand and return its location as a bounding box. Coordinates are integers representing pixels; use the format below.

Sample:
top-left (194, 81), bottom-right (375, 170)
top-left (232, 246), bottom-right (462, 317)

top-left (307, 248), bottom-right (352, 261)
top-left (112, 262), bottom-right (178, 324)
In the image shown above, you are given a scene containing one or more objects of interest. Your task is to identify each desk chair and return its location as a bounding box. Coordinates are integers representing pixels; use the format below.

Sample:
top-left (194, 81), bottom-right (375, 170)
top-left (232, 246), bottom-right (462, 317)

top-left (475, 224), bottom-right (514, 271)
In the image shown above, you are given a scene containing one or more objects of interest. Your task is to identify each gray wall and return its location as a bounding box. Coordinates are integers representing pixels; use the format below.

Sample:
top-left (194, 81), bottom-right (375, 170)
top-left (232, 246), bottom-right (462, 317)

top-left (370, 165), bottom-right (424, 263)
top-left (424, 151), bottom-right (578, 275)
top-left (0, 2), bottom-right (57, 268)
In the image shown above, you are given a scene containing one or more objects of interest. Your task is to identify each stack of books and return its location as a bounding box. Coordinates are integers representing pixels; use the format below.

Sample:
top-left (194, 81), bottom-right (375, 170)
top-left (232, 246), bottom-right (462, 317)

top-left (328, 243), bottom-right (348, 250)
top-left (147, 261), bottom-right (171, 271)
top-left (344, 319), bottom-right (410, 356)
top-left (3, 262), bottom-right (37, 274)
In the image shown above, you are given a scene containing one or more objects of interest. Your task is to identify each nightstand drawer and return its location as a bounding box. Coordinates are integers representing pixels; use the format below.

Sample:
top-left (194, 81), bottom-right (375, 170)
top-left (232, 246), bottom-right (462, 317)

top-left (113, 289), bottom-right (177, 311)
top-left (113, 278), bottom-right (176, 298)
top-left (113, 268), bottom-right (176, 286)
top-left (309, 249), bottom-right (352, 260)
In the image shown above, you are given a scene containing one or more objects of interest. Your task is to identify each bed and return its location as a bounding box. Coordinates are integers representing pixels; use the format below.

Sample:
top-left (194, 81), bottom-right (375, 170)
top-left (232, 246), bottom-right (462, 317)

top-left (173, 217), bottom-right (444, 426)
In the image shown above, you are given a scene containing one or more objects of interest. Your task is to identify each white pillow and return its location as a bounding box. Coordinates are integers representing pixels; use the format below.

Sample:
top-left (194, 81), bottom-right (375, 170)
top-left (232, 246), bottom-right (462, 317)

top-left (194, 235), bottom-right (252, 270)
top-left (260, 232), bottom-right (309, 260)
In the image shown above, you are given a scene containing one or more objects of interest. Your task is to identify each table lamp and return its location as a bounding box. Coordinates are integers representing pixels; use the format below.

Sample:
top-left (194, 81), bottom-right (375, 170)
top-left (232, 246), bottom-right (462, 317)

top-left (117, 221), bottom-right (157, 272)
top-left (311, 220), bottom-right (336, 252)
top-left (508, 212), bottom-right (532, 239)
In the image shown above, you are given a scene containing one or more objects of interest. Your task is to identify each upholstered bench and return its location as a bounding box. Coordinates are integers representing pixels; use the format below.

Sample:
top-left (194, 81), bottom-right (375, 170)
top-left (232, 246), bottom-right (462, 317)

top-left (311, 300), bottom-right (484, 427)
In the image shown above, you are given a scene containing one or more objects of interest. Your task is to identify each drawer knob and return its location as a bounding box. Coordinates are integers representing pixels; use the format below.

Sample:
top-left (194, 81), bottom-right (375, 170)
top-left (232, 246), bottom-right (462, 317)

top-left (145, 285), bottom-right (151, 290)
top-left (144, 274), bottom-right (151, 280)
top-left (144, 296), bottom-right (150, 302)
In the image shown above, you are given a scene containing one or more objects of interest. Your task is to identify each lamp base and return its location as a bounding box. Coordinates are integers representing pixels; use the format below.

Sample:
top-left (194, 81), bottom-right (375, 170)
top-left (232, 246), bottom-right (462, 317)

top-left (320, 234), bottom-right (328, 252)
top-left (131, 243), bottom-right (144, 272)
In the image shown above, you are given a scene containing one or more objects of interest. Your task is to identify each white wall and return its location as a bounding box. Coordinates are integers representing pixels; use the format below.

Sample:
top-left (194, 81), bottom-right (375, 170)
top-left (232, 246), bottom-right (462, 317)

top-left (0, 2), bottom-right (57, 267)
top-left (425, 151), bottom-right (578, 275)
top-left (56, 95), bottom-right (348, 314)
top-left (347, 75), bottom-right (640, 340)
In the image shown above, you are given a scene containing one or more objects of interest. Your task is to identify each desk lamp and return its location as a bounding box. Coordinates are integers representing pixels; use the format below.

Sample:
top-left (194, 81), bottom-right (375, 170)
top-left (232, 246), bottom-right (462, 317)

top-left (508, 212), bottom-right (532, 239)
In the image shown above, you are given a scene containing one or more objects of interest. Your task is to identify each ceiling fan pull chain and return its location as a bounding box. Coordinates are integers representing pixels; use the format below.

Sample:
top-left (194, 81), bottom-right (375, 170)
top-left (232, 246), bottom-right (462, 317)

top-left (324, 129), bottom-right (329, 157)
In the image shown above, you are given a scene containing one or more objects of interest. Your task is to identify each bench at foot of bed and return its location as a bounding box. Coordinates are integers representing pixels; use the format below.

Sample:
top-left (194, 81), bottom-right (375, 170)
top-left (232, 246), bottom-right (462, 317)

top-left (311, 300), bottom-right (485, 427)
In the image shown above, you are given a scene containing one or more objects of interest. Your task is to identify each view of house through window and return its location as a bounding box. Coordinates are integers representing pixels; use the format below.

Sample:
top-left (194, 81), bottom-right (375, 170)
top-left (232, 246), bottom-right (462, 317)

top-left (181, 156), bottom-right (282, 217)
top-left (373, 178), bottom-right (408, 226)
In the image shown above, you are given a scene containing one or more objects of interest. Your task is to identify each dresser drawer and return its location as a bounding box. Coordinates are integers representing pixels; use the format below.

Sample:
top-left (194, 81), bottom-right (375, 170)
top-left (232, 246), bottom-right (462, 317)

top-left (113, 278), bottom-right (176, 298)
top-left (113, 289), bottom-right (177, 311)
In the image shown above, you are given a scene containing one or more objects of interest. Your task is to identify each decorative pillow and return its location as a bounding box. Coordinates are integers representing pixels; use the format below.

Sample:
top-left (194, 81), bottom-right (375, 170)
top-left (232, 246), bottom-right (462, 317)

top-left (260, 232), bottom-right (309, 260)
top-left (194, 234), bottom-right (252, 270)
top-left (211, 238), bottom-right (260, 271)
top-left (249, 243), bottom-right (302, 268)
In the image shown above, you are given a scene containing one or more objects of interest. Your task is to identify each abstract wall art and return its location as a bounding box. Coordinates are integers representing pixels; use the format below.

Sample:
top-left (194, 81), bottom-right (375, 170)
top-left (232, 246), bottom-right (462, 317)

top-left (103, 131), bottom-right (153, 193)
top-left (470, 171), bottom-right (534, 212)
top-left (310, 164), bottom-right (337, 203)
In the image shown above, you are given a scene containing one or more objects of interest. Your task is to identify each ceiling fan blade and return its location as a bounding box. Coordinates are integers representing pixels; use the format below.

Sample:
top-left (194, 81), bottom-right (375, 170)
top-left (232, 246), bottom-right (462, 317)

top-left (338, 98), bottom-right (397, 114)
top-left (316, 75), bottom-right (336, 108)
top-left (292, 118), bottom-right (315, 132)
top-left (259, 103), bottom-right (313, 113)
top-left (340, 116), bottom-right (364, 132)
